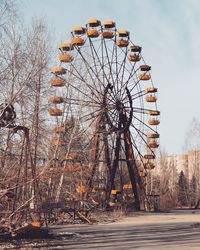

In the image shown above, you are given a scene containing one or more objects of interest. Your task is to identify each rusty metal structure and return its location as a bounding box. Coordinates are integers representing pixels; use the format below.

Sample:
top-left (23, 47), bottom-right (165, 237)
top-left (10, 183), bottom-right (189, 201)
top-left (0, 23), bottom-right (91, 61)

top-left (49, 19), bottom-right (160, 211)
top-left (0, 103), bottom-right (47, 238)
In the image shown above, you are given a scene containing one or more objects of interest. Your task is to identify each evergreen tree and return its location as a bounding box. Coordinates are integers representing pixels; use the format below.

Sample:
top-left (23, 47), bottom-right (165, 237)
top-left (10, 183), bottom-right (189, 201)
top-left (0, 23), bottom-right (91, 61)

top-left (178, 171), bottom-right (189, 207)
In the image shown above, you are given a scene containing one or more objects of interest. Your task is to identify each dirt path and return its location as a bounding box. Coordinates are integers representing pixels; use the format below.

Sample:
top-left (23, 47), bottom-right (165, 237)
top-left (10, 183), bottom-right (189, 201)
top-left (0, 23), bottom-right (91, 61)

top-left (1, 209), bottom-right (200, 249)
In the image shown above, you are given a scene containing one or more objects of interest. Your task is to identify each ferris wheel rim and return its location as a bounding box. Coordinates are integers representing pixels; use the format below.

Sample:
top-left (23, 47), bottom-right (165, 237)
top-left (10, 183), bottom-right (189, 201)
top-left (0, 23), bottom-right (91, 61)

top-left (50, 19), bottom-right (160, 164)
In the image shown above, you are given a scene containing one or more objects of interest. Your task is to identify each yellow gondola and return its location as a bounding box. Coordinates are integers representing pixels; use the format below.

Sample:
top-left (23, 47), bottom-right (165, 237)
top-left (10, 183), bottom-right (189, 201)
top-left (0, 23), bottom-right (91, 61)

top-left (148, 119), bottom-right (160, 125)
top-left (102, 20), bottom-right (115, 39)
top-left (123, 183), bottom-right (133, 189)
top-left (58, 54), bottom-right (73, 63)
top-left (144, 162), bottom-right (155, 170)
top-left (117, 30), bottom-right (129, 37)
top-left (52, 139), bottom-right (64, 146)
top-left (52, 126), bottom-right (65, 133)
top-left (129, 45), bottom-right (142, 52)
top-left (48, 96), bottom-right (64, 104)
top-left (48, 108), bottom-right (63, 116)
top-left (102, 30), bottom-right (114, 39)
top-left (111, 189), bottom-right (120, 195)
top-left (71, 26), bottom-right (85, 35)
top-left (71, 37), bottom-right (85, 46)
top-left (146, 133), bottom-right (160, 139)
top-left (86, 19), bottom-right (101, 27)
top-left (50, 78), bottom-right (65, 87)
top-left (148, 110), bottom-right (160, 116)
top-left (139, 171), bottom-right (147, 177)
top-left (145, 96), bottom-right (157, 102)
top-left (145, 87), bottom-right (157, 93)
top-left (102, 20), bottom-right (115, 28)
top-left (139, 73), bottom-right (151, 81)
top-left (58, 42), bottom-right (73, 51)
top-left (51, 67), bottom-right (66, 75)
top-left (140, 65), bottom-right (151, 71)
top-left (148, 142), bottom-right (159, 148)
top-left (116, 30), bottom-right (129, 47)
top-left (143, 154), bottom-right (156, 160)
top-left (86, 29), bottom-right (99, 38)
top-left (116, 39), bottom-right (129, 47)
top-left (128, 54), bottom-right (141, 62)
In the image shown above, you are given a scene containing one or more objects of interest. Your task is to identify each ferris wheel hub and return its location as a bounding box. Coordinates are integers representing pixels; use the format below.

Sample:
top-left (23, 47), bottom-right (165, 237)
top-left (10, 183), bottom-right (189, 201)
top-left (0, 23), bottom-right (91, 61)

top-left (115, 100), bottom-right (123, 112)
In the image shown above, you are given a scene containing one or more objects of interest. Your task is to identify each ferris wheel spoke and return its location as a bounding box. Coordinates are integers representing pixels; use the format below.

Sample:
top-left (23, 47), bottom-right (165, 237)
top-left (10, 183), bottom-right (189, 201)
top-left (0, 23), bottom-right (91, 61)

top-left (114, 37), bottom-right (120, 95)
top-left (120, 65), bottom-right (140, 98)
top-left (65, 102), bottom-right (100, 108)
top-left (88, 38), bottom-right (111, 90)
top-left (65, 97), bottom-right (100, 107)
top-left (132, 108), bottom-right (150, 115)
top-left (132, 92), bottom-right (147, 100)
top-left (106, 96), bottom-right (116, 106)
top-left (124, 65), bottom-right (138, 86)
top-left (100, 36), bottom-right (106, 88)
top-left (130, 133), bottom-right (150, 165)
top-left (113, 46), bottom-right (129, 97)
top-left (132, 92), bottom-right (148, 101)
top-left (106, 90), bottom-right (118, 105)
top-left (87, 39), bottom-right (105, 95)
top-left (80, 119), bottom-right (100, 145)
top-left (106, 88), bottom-right (118, 104)
top-left (105, 40), bottom-right (116, 85)
top-left (68, 62), bottom-right (102, 103)
top-left (110, 112), bottom-right (119, 127)
top-left (73, 46), bottom-right (105, 97)
top-left (128, 79), bottom-right (141, 94)
top-left (107, 107), bottom-right (117, 118)
top-left (79, 108), bottom-right (101, 123)
top-left (131, 123), bottom-right (148, 138)
top-left (130, 126), bottom-right (155, 155)
top-left (140, 54), bottom-right (148, 65)
top-left (107, 113), bottom-right (117, 127)
top-left (116, 48), bottom-right (129, 96)
top-left (88, 39), bottom-right (101, 75)
top-left (132, 107), bottom-right (157, 115)
top-left (102, 38), bottom-right (118, 96)
top-left (108, 105), bottom-right (119, 117)
top-left (126, 40), bottom-right (142, 77)
top-left (131, 114), bottom-right (158, 134)
top-left (63, 75), bottom-right (101, 105)
top-left (126, 90), bottom-right (146, 101)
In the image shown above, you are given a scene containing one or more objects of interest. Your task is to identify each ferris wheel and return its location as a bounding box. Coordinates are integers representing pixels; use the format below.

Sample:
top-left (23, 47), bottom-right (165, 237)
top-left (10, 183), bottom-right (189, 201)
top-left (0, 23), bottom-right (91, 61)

top-left (49, 19), bottom-right (160, 210)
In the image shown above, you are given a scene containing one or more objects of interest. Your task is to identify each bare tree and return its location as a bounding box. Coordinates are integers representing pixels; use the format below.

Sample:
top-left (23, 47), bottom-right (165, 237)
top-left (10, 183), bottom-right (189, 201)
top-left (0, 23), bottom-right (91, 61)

top-left (0, 0), bottom-right (18, 37)
top-left (183, 117), bottom-right (200, 207)
top-left (184, 117), bottom-right (200, 151)
top-left (153, 149), bottom-right (179, 209)
top-left (0, 1), bottom-right (53, 222)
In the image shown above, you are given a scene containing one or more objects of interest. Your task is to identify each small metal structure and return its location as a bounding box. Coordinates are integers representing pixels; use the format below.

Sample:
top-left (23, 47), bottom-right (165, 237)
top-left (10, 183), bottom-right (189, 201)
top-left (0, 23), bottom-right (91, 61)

top-left (49, 19), bottom-right (160, 211)
top-left (0, 103), bottom-right (16, 128)
top-left (0, 104), bottom-right (47, 239)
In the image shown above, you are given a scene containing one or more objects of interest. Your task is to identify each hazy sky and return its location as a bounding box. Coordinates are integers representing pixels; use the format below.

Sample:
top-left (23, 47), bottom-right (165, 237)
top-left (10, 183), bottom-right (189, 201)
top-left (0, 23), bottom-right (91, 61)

top-left (20, 0), bottom-right (200, 155)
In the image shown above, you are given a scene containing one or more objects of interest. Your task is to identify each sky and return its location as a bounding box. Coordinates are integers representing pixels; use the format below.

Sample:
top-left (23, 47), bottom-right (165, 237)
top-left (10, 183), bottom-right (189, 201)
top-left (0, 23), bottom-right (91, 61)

top-left (19, 0), bottom-right (200, 155)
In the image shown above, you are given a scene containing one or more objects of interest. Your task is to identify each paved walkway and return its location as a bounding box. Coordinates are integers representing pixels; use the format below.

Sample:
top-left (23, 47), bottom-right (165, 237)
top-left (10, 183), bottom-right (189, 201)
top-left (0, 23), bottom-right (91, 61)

top-left (1, 209), bottom-right (200, 249)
